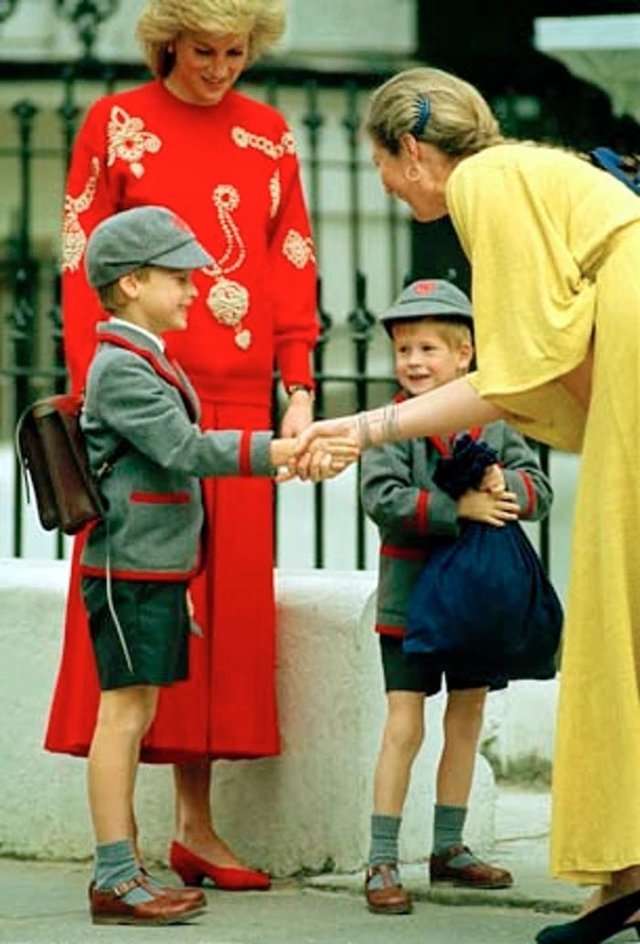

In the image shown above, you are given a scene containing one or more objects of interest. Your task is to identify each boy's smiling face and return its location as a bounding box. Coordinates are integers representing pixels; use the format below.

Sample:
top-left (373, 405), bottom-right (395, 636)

top-left (120, 267), bottom-right (198, 335)
top-left (392, 319), bottom-right (473, 396)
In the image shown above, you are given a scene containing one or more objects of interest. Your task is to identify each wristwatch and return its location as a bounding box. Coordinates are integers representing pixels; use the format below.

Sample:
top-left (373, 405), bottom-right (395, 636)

top-left (285, 383), bottom-right (315, 401)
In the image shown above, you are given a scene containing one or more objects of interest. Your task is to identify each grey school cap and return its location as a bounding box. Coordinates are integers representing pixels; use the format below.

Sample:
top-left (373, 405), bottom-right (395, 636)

top-left (85, 205), bottom-right (213, 288)
top-left (380, 279), bottom-right (473, 334)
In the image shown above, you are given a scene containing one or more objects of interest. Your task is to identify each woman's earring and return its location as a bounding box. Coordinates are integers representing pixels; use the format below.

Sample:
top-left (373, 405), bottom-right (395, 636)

top-left (167, 42), bottom-right (175, 55)
top-left (405, 165), bottom-right (421, 182)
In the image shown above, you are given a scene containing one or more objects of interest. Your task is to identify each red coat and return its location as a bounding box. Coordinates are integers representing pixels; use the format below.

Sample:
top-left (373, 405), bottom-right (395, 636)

top-left (45, 80), bottom-right (318, 762)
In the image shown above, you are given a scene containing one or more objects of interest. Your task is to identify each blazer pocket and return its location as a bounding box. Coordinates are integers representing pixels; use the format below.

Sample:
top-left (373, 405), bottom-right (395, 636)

top-left (129, 491), bottom-right (191, 505)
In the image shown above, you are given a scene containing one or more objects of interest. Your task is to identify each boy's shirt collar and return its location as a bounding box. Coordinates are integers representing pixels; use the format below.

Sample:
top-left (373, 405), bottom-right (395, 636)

top-left (108, 316), bottom-right (165, 354)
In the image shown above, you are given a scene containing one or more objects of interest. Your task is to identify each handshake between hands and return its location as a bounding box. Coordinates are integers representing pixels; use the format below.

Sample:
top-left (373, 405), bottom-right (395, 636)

top-left (270, 405), bottom-right (403, 482)
top-left (271, 428), bottom-right (361, 483)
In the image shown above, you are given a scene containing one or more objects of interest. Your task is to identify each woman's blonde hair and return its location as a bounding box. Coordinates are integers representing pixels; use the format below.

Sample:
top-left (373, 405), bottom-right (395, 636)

top-left (365, 67), bottom-right (504, 157)
top-left (136, 0), bottom-right (286, 77)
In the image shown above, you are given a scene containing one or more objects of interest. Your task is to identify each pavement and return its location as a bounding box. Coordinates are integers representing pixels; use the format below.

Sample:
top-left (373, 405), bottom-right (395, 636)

top-left (2, 787), bottom-right (639, 944)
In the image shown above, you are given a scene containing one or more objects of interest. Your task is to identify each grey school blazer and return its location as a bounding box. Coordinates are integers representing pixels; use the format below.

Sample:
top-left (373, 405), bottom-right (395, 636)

top-left (360, 413), bottom-right (553, 637)
top-left (80, 321), bottom-right (274, 580)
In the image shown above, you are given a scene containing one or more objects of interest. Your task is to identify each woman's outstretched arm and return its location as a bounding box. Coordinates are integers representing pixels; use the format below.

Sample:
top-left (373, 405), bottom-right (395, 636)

top-left (295, 377), bottom-right (507, 465)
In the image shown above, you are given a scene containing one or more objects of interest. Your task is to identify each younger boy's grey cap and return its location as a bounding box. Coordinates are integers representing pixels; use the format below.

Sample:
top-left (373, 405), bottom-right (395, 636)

top-left (380, 279), bottom-right (473, 332)
top-left (85, 205), bottom-right (213, 288)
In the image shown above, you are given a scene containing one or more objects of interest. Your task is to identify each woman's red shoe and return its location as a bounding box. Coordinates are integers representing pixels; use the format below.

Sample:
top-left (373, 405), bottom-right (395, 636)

top-left (169, 841), bottom-right (271, 891)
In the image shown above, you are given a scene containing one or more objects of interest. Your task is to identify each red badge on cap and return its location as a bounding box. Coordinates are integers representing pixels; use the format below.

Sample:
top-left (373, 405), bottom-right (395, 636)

top-left (413, 280), bottom-right (436, 295)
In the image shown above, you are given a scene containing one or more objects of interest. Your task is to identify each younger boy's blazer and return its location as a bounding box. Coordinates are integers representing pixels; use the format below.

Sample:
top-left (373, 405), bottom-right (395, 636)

top-left (361, 415), bottom-right (553, 638)
top-left (81, 321), bottom-right (275, 580)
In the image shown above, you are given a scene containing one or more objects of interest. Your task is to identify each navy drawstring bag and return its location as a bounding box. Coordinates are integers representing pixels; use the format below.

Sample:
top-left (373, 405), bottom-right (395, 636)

top-left (404, 435), bottom-right (562, 680)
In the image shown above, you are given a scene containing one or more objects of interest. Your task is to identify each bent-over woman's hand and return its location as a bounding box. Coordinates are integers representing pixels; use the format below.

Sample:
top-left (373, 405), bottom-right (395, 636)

top-left (294, 415), bottom-right (360, 458)
top-left (294, 436), bottom-right (360, 482)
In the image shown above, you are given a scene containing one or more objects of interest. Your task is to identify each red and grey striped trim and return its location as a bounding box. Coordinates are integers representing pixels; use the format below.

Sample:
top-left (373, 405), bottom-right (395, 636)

top-left (79, 563), bottom-right (200, 581)
top-left (413, 489), bottom-right (429, 534)
top-left (380, 544), bottom-right (428, 561)
top-left (97, 331), bottom-right (199, 422)
top-left (517, 470), bottom-right (537, 517)
top-left (239, 429), bottom-right (252, 476)
top-left (375, 623), bottom-right (405, 638)
top-left (130, 491), bottom-right (191, 504)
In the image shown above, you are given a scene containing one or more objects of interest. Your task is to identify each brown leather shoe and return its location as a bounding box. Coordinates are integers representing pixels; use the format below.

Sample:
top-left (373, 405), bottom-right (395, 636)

top-left (89, 874), bottom-right (206, 909)
top-left (364, 864), bottom-right (413, 915)
top-left (429, 844), bottom-right (513, 889)
top-left (90, 875), bottom-right (206, 925)
top-left (138, 869), bottom-right (206, 907)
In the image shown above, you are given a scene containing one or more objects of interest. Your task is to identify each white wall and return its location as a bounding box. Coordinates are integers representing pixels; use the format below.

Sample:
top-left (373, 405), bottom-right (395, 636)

top-left (2, 443), bottom-right (579, 583)
top-left (0, 559), bottom-right (496, 871)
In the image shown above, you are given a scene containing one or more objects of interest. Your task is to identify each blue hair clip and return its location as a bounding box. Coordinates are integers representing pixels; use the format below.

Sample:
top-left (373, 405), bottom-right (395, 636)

top-left (411, 95), bottom-right (431, 137)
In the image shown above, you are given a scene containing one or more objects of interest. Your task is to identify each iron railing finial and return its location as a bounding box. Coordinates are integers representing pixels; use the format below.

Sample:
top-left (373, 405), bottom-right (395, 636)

top-left (55, 0), bottom-right (119, 60)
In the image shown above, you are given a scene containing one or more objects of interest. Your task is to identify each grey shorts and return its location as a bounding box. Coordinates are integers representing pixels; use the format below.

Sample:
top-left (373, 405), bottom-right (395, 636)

top-left (379, 635), bottom-right (508, 696)
top-left (82, 577), bottom-right (190, 691)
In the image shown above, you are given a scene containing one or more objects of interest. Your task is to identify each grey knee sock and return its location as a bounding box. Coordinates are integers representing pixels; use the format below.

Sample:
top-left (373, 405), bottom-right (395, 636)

top-left (94, 839), bottom-right (153, 905)
top-left (367, 814), bottom-right (401, 889)
top-left (369, 814), bottom-right (401, 866)
top-left (432, 805), bottom-right (474, 867)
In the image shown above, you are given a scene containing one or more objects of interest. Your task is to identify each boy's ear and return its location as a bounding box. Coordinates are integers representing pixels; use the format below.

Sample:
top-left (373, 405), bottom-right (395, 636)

top-left (457, 340), bottom-right (474, 373)
top-left (117, 272), bottom-right (141, 300)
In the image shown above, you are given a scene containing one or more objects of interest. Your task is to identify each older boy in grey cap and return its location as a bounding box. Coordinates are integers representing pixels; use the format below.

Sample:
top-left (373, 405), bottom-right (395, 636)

top-left (360, 279), bottom-right (553, 914)
top-left (78, 206), bottom-right (357, 926)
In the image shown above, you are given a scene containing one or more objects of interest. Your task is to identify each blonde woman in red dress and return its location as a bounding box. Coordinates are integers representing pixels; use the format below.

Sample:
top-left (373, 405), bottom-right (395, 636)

top-left (45, 0), bottom-right (318, 890)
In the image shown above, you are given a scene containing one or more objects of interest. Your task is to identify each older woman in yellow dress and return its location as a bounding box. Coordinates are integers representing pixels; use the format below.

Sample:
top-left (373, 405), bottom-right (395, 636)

top-left (297, 67), bottom-right (640, 944)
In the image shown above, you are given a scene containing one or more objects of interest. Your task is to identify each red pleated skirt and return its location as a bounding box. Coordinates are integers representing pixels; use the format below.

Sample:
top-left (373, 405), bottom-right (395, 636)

top-left (44, 401), bottom-right (280, 763)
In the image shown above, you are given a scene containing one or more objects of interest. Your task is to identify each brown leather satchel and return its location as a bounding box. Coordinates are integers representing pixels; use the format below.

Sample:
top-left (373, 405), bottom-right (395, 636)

top-left (16, 393), bottom-right (124, 535)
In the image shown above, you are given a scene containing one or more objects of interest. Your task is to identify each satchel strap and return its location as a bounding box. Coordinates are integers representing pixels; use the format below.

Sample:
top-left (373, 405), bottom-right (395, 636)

top-left (94, 439), bottom-right (130, 482)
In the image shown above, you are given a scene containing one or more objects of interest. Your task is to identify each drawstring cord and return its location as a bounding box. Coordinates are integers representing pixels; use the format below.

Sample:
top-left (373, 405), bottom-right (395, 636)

top-left (14, 412), bottom-right (31, 505)
top-left (104, 521), bottom-right (134, 674)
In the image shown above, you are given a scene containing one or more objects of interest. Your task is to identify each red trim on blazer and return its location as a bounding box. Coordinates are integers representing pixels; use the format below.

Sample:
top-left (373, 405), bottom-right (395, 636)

top-left (429, 426), bottom-right (483, 458)
top-left (239, 430), bottom-right (252, 476)
top-left (430, 435), bottom-right (451, 458)
top-left (413, 489), bottom-right (429, 534)
top-left (79, 563), bottom-right (200, 581)
top-left (130, 491), bottom-right (191, 505)
top-left (171, 359), bottom-right (199, 408)
top-left (97, 331), bottom-right (198, 422)
top-left (517, 470), bottom-right (537, 517)
top-left (376, 623), bottom-right (405, 638)
top-left (380, 544), bottom-right (428, 561)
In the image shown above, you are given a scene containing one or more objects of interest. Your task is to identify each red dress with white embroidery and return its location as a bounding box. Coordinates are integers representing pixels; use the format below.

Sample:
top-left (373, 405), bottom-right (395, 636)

top-left (44, 80), bottom-right (318, 762)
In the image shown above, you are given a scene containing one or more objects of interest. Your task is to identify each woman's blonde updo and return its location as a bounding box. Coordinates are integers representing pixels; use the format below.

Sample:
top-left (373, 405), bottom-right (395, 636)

top-left (136, 0), bottom-right (286, 77)
top-left (365, 67), bottom-right (504, 157)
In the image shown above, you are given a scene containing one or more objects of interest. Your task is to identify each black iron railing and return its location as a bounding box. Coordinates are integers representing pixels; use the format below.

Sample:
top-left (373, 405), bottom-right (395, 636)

top-left (0, 14), bottom-right (555, 570)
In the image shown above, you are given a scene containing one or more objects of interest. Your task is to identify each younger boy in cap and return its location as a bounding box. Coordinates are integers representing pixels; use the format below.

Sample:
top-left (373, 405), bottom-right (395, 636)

top-left (79, 206), bottom-right (356, 926)
top-left (360, 279), bottom-right (552, 914)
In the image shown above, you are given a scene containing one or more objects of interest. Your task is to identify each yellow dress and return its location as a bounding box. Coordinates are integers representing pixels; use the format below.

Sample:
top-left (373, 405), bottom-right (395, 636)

top-left (447, 143), bottom-right (640, 885)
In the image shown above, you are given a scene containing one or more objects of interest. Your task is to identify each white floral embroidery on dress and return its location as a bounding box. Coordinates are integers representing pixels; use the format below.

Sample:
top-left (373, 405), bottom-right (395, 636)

top-left (231, 125), bottom-right (296, 160)
top-left (203, 184), bottom-right (252, 350)
top-left (269, 169), bottom-right (281, 219)
top-left (283, 229), bottom-right (316, 270)
top-left (107, 105), bottom-right (161, 179)
top-left (61, 156), bottom-right (101, 273)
